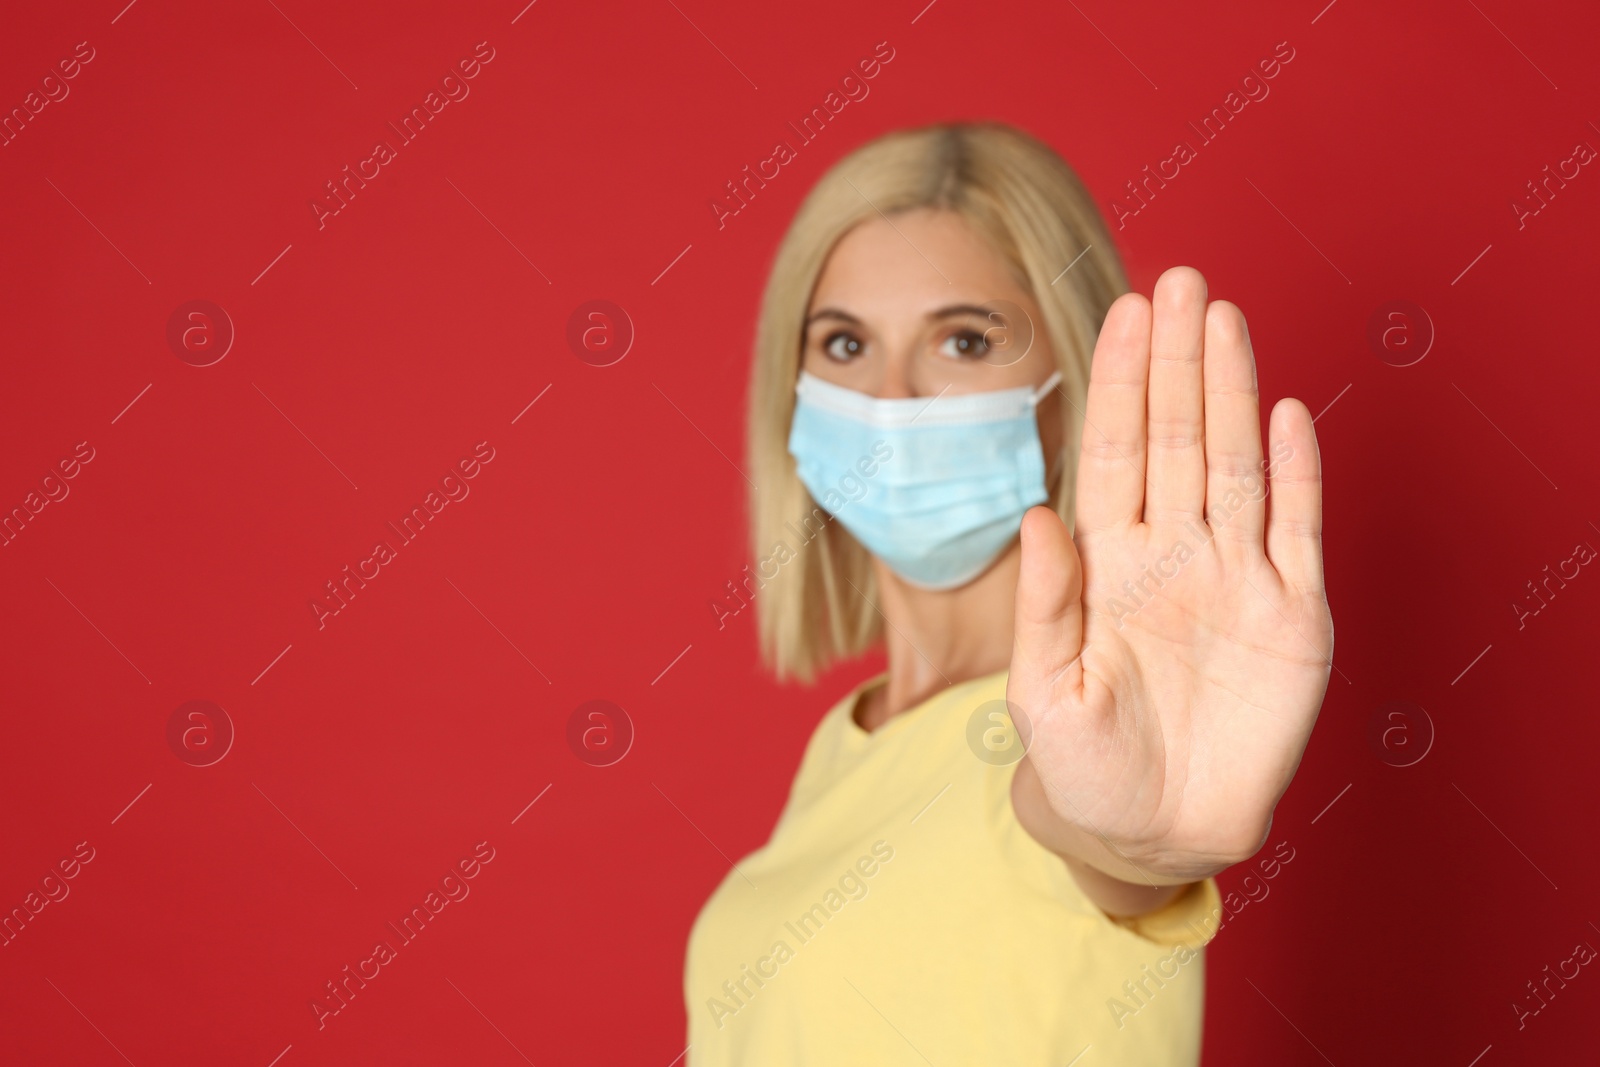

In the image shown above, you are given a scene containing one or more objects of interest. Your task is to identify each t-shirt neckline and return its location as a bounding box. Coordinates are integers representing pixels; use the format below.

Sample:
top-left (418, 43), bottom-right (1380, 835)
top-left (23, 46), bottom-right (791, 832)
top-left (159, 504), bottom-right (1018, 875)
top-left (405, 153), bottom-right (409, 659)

top-left (843, 667), bottom-right (1008, 741)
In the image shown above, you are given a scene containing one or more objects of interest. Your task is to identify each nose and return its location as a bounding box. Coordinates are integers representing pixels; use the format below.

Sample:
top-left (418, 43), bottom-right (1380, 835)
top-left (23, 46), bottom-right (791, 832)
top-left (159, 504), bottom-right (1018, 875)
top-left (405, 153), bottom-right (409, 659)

top-left (874, 342), bottom-right (917, 399)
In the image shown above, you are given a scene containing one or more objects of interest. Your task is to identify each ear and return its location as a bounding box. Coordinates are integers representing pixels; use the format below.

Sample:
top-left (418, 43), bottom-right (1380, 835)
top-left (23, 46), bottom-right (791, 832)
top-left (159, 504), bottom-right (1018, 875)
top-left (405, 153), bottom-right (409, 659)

top-left (1044, 444), bottom-right (1070, 501)
top-left (1034, 375), bottom-right (1074, 504)
top-left (1042, 434), bottom-right (1073, 513)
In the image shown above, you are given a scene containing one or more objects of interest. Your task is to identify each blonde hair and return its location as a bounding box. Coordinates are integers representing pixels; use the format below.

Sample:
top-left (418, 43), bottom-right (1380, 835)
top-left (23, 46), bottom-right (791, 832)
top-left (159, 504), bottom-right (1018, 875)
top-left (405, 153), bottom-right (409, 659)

top-left (745, 121), bottom-right (1128, 683)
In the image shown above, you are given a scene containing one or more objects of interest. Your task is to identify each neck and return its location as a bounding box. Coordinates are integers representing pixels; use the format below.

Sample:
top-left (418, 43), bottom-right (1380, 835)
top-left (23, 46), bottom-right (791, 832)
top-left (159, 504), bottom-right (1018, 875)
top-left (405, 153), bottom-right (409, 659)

top-left (861, 540), bottom-right (1021, 728)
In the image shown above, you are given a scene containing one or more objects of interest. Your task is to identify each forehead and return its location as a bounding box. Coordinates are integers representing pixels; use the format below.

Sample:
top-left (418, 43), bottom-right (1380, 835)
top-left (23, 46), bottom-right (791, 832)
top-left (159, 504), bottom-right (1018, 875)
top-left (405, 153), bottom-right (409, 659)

top-left (807, 208), bottom-right (1030, 315)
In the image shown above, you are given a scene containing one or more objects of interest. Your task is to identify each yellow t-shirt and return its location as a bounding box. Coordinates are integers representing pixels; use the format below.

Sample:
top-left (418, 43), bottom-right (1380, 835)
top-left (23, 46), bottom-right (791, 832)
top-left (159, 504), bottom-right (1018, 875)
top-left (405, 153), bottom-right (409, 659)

top-left (684, 667), bottom-right (1223, 1066)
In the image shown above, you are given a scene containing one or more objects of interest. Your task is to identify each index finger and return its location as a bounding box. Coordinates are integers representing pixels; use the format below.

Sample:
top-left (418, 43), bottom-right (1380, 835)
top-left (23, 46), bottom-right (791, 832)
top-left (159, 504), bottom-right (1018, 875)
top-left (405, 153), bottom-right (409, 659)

top-left (1073, 292), bottom-right (1150, 533)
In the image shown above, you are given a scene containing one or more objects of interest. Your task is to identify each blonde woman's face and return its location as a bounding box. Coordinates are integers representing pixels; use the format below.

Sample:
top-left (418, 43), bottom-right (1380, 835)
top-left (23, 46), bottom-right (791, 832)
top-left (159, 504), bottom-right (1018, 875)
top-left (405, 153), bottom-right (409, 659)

top-left (801, 207), bottom-right (1065, 482)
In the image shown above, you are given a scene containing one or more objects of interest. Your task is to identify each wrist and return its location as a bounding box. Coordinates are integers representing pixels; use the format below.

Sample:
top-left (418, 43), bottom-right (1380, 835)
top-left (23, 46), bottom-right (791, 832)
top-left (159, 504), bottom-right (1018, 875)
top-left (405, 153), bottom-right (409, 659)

top-left (1011, 757), bottom-right (1228, 885)
top-left (1060, 851), bottom-right (1196, 918)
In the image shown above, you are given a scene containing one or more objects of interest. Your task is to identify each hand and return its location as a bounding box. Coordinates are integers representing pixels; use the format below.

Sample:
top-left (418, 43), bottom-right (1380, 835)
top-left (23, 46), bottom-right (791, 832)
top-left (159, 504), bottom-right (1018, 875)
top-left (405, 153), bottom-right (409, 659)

top-left (1007, 266), bottom-right (1333, 884)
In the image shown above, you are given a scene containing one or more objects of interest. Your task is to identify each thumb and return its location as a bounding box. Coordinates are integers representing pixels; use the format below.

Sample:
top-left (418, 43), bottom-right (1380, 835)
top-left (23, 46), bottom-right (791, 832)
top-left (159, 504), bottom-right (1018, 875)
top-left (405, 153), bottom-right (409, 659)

top-left (1013, 505), bottom-right (1085, 686)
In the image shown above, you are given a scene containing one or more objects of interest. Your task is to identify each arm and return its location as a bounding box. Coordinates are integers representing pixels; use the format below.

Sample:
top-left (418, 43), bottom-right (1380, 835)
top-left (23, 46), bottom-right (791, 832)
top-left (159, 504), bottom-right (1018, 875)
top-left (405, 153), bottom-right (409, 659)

top-left (1011, 754), bottom-right (1191, 918)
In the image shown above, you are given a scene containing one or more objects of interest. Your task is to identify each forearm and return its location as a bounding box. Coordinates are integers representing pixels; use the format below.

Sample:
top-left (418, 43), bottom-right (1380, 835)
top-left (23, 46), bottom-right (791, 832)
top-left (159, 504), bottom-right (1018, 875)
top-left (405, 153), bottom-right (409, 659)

top-left (1010, 756), bottom-right (1197, 918)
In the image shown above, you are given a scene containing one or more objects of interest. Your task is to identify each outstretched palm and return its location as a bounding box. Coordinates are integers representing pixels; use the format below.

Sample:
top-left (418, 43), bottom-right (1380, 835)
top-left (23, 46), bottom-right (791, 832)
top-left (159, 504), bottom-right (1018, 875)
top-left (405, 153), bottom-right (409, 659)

top-left (1008, 266), bottom-right (1333, 883)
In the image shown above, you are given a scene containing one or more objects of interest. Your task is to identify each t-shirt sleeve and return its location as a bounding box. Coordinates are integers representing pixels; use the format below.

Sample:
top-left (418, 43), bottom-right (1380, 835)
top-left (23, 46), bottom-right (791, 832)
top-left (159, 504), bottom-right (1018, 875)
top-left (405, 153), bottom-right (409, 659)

top-left (1111, 877), bottom-right (1223, 950)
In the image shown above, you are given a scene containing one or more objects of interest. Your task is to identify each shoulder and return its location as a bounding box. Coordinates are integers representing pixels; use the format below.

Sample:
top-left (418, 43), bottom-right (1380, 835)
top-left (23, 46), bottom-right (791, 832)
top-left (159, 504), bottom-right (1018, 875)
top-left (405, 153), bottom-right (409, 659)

top-left (775, 671), bottom-right (887, 820)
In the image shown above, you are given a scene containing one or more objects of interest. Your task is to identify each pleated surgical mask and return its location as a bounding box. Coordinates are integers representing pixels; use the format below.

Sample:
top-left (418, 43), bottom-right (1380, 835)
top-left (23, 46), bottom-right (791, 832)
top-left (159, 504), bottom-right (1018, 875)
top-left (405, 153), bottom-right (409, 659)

top-left (787, 369), bottom-right (1062, 590)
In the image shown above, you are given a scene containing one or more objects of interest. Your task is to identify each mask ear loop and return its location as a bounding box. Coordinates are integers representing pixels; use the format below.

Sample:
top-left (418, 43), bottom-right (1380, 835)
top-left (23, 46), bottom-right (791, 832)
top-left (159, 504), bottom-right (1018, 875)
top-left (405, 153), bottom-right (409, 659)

top-left (1029, 369), bottom-right (1064, 406)
top-left (1030, 369), bottom-right (1067, 504)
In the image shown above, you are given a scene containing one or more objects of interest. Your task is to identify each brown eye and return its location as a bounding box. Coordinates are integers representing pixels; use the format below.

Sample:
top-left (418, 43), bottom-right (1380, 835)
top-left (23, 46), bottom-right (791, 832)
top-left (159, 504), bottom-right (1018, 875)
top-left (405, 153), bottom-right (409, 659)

top-left (824, 332), bottom-right (865, 361)
top-left (938, 329), bottom-right (991, 360)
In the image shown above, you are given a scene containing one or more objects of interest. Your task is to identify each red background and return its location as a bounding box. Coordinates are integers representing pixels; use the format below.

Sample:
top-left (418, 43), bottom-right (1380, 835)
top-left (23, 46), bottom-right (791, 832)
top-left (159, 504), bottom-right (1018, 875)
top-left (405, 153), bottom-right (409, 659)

top-left (3, 0), bottom-right (1598, 1063)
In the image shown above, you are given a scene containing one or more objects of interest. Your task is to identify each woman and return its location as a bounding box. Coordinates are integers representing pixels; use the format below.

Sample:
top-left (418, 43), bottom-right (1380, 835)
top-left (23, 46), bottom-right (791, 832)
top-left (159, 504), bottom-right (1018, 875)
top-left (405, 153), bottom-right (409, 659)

top-left (685, 122), bottom-right (1332, 1065)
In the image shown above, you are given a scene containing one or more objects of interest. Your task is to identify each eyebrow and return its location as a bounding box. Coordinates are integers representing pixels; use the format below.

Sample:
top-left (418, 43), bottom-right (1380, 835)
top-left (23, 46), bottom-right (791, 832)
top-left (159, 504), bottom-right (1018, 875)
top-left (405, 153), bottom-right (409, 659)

top-left (805, 307), bottom-right (862, 327)
top-left (925, 304), bottom-right (999, 321)
top-left (804, 304), bottom-right (997, 328)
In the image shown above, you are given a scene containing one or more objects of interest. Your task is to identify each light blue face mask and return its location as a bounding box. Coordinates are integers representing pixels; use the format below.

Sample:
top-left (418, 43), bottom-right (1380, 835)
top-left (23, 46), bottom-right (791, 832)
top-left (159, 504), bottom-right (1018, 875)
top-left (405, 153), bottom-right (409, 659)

top-left (786, 369), bottom-right (1062, 590)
